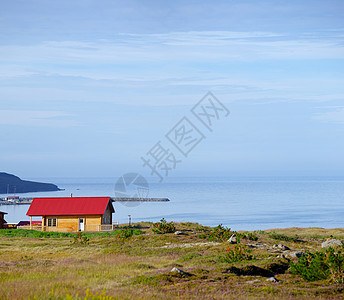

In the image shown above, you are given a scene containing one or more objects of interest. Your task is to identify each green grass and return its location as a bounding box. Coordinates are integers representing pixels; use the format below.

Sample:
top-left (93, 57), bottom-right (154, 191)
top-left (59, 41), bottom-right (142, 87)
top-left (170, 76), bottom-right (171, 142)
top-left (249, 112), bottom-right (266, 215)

top-left (0, 229), bottom-right (74, 238)
top-left (0, 228), bottom-right (143, 239)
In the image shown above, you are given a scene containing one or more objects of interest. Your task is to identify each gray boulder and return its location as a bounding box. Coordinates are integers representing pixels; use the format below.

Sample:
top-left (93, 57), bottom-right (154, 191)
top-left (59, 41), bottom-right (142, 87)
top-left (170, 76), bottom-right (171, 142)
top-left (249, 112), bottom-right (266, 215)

top-left (321, 239), bottom-right (343, 248)
top-left (228, 234), bottom-right (237, 244)
top-left (273, 244), bottom-right (290, 251)
top-left (288, 251), bottom-right (305, 258)
top-left (266, 277), bottom-right (279, 283)
top-left (174, 231), bottom-right (186, 235)
top-left (170, 267), bottom-right (193, 276)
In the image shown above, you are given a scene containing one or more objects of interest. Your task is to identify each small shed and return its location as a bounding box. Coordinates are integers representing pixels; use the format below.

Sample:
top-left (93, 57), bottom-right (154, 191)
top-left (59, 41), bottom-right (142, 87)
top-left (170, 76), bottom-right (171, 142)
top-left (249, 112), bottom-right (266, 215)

top-left (26, 197), bottom-right (115, 232)
top-left (0, 211), bottom-right (7, 229)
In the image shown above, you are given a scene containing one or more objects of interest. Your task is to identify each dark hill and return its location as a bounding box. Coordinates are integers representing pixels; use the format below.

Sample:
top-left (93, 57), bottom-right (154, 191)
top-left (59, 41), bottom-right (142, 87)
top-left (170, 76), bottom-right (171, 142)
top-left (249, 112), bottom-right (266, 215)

top-left (0, 172), bottom-right (60, 194)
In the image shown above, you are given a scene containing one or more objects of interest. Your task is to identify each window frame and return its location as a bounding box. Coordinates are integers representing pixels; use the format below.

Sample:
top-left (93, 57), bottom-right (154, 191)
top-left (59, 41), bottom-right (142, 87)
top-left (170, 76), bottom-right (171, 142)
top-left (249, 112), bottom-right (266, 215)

top-left (47, 218), bottom-right (57, 227)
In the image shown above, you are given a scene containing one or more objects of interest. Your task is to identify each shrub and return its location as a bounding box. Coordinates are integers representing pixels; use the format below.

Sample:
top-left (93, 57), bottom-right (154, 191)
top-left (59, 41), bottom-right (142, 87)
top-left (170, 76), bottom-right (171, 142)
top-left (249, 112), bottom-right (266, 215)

top-left (223, 245), bottom-right (254, 263)
top-left (240, 232), bottom-right (258, 241)
top-left (115, 228), bottom-right (135, 242)
top-left (152, 218), bottom-right (175, 234)
top-left (207, 224), bottom-right (234, 242)
top-left (291, 247), bottom-right (344, 282)
top-left (254, 230), bottom-right (267, 235)
top-left (195, 225), bottom-right (207, 232)
top-left (269, 232), bottom-right (300, 243)
top-left (326, 247), bottom-right (344, 283)
top-left (72, 232), bottom-right (90, 245)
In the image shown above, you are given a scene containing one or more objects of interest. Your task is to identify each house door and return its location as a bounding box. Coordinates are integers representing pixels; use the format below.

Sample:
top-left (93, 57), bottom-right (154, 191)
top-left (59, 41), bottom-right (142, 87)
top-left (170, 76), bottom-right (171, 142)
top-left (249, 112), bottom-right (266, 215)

top-left (79, 218), bottom-right (85, 231)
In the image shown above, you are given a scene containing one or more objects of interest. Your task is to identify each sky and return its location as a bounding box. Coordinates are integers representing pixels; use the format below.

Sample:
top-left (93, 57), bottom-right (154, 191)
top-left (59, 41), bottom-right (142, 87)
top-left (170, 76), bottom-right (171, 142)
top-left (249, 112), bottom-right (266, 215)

top-left (0, 0), bottom-right (344, 181)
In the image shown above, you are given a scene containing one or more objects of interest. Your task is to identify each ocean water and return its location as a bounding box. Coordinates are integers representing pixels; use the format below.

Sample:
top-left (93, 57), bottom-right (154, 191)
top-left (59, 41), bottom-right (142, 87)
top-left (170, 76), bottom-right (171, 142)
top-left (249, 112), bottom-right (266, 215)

top-left (1, 176), bottom-right (343, 231)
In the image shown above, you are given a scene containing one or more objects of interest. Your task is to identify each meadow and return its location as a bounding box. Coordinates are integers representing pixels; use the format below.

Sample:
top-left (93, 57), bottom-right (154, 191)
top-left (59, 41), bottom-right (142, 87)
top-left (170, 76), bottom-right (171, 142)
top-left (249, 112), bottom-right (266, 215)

top-left (0, 222), bottom-right (344, 299)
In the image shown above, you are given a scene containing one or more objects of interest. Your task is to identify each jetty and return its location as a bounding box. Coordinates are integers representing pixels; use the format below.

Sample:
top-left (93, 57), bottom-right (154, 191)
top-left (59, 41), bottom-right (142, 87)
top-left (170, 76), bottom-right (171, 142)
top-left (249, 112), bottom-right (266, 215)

top-left (111, 197), bottom-right (169, 202)
top-left (0, 197), bottom-right (169, 205)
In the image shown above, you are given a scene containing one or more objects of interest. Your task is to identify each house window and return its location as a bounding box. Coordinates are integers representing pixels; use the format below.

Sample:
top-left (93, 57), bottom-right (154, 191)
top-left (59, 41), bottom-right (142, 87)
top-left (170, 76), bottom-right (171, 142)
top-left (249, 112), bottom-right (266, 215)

top-left (47, 218), bottom-right (57, 227)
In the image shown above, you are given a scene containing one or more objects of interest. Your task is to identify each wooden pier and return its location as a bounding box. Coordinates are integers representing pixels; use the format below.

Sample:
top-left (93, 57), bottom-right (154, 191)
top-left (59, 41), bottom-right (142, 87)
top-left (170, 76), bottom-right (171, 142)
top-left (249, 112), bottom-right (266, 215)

top-left (0, 197), bottom-right (169, 205)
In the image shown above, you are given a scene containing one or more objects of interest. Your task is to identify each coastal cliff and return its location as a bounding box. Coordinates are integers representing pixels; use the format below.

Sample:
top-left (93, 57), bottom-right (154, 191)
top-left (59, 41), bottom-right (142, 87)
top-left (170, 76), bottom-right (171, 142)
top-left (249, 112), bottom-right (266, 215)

top-left (0, 172), bottom-right (60, 194)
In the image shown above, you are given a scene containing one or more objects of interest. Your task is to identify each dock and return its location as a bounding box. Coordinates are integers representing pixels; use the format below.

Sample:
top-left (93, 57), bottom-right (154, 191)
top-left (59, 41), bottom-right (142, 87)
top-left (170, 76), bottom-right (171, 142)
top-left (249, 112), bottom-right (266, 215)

top-left (0, 197), bottom-right (169, 205)
top-left (111, 197), bottom-right (169, 202)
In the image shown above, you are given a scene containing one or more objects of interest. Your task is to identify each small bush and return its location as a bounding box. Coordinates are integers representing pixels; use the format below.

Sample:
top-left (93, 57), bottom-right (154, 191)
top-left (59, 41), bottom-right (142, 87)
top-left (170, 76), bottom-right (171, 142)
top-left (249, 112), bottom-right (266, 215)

top-left (269, 232), bottom-right (300, 243)
top-left (72, 232), bottom-right (90, 245)
top-left (180, 222), bottom-right (195, 227)
top-left (291, 247), bottom-right (344, 282)
top-left (152, 218), bottom-right (175, 234)
top-left (223, 245), bottom-right (254, 263)
top-left (240, 232), bottom-right (259, 241)
top-left (254, 230), bottom-right (267, 235)
top-left (195, 225), bottom-right (207, 232)
top-left (207, 224), bottom-right (234, 242)
top-left (115, 228), bottom-right (135, 242)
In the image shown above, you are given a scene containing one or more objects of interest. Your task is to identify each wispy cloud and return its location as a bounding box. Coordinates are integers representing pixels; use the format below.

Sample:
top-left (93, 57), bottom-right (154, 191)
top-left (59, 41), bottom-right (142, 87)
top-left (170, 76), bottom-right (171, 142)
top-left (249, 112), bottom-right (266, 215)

top-left (313, 107), bottom-right (344, 124)
top-left (2, 30), bottom-right (343, 66)
top-left (0, 110), bottom-right (80, 127)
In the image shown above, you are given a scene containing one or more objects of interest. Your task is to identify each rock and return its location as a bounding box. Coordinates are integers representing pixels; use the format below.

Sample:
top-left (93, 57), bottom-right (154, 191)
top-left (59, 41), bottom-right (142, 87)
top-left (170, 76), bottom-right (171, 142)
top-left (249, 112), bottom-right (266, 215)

top-left (278, 244), bottom-right (290, 251)
top-left (170, 267), bottom-right (193, 276)
top-left (228, 234), bottom-right (237, 244)
top-left (279, 254), bottom-right (290, 261)
top-left (288, 251), bottom-right (305, 258)
top-left (321, 239), bottom-right (343, 248)
top-left (174, 231), bottom-right (186, 235)
top-left (273, 244), bottom-right (290, 251)
top-left (266, 277), bottom-right (278, 283)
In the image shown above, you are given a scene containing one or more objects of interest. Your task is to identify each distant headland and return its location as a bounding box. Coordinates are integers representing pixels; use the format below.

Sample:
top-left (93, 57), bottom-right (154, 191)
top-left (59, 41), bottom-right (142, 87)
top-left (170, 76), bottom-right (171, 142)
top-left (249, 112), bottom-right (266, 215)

top-left (0, 172), bottom-right (61, 194)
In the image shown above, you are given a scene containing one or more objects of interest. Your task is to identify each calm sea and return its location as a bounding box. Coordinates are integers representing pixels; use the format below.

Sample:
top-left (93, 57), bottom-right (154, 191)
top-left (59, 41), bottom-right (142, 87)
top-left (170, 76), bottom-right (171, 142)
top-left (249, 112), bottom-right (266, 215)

top-left (1, 176), bottom-right (343, 230)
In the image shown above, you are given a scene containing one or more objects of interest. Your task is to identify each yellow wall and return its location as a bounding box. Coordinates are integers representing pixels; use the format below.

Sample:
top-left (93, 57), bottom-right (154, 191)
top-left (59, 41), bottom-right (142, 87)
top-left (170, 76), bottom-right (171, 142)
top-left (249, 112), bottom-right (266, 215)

top-left (43, 215), bottom-right (102, 232)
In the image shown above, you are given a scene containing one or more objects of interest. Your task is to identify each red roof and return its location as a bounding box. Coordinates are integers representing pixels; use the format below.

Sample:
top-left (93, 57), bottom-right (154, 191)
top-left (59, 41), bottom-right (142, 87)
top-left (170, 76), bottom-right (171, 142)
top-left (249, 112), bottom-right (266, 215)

top-left (27, 197), bottom-right (114, 216)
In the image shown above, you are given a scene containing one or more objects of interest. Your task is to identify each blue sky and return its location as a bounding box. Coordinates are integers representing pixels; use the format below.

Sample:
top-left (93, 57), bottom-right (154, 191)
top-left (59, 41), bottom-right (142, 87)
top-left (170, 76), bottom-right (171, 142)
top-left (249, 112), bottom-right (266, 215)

top-left (0, 0), bottom-right (343, 180)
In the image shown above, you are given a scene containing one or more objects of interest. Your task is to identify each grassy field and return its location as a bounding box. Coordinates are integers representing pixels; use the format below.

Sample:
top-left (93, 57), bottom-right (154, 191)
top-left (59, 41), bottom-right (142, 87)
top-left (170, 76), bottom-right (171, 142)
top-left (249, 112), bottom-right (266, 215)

top-left (0, 223), bottom-right (344, 299)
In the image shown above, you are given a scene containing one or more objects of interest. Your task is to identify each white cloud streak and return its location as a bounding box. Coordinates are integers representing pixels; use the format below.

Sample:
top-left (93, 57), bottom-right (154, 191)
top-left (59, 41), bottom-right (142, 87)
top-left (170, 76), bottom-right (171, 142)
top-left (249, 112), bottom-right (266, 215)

top-left (1, 30), bottom-right (343, 66)
top-left (313, 107), bottom-right (344, 124)
top-left (0, 110), bottom-right (79, 127)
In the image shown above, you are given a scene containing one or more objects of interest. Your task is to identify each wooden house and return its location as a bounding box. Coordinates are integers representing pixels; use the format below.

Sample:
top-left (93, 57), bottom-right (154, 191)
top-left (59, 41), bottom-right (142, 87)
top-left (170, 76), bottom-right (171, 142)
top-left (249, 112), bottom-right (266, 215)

top-left (26, 197), bottom-right (115, 232)
top-left (0, 211), bottom-right (7, 229)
